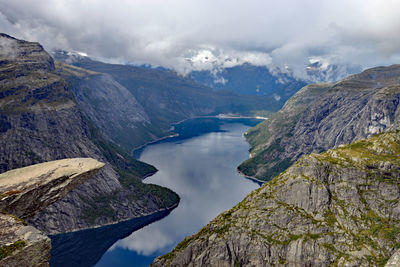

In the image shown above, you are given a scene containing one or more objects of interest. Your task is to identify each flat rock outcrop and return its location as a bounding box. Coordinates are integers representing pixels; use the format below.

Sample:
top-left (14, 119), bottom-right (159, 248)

top-left (0, 158), bottom-right (104, 219)
top-left (0, 158), bottom-right (104, 266)
top-left (0, 33), bottom-right (179, 234)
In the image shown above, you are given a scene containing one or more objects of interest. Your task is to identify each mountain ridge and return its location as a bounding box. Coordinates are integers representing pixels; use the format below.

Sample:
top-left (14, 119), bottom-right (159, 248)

top-left (239, 64), bottom-right (400, 181)
top-left (0, 33), bottom-right (179, 234)
top-left (153, 128), bottom-right (400, 266)
top-left (53, 50), bottom-right (283, 153)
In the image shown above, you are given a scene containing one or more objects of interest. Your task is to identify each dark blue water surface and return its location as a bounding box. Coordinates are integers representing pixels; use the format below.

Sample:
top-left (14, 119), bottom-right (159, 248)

top-left (50, 118), bottom-right (261, 267)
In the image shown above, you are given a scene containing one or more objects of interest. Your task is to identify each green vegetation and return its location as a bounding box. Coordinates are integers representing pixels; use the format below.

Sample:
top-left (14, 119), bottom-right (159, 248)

top-left (238, 152), bottom-right (293, 181)
top-left (5, 214), bottom-right (28, 226)
top-left (71, 57), bottom-right (282, 132)
top-left (323, 210), bottom-right (337, 227)
top-left (0, 65), bottom-right (75, 114)
top-left (86, 118), bottom-right (157, 179)
top-left (89, 119), bottom-right (177, 205)
top-left (79, 118), bottom-right (179, 225)
top-left (157, 129), bottom-right (400, 265)
top-left (55, 61), bottom-right (99, 77)
top-left (238, 83), bottom-right (332, 181)
top-left (116, 169), bottom-right (179, 205)
top-left (80, 194), bottom-right (118, 225)
top-left (0, 240), bottom-right (27, 260)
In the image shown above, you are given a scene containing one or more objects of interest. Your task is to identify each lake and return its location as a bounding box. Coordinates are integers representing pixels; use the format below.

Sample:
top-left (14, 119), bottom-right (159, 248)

top-left (50, 118), bottom-right (261, 267)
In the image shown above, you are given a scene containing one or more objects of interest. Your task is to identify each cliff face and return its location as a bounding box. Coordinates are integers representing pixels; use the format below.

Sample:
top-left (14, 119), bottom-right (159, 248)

top-left (0, 158), bottom-right (104, 219)
top-left (0, 33), bottom-right (179, 234)
top-left (239, 65), bottom-right (400, 181)
top-left (154, 130), bottom-right (400, 266)
top-left (55, 62), bottom-right (158, 150)
top-left (0, 158), bottom-right (103, 267)
top-left (53, 51), bottom-right (282, 144)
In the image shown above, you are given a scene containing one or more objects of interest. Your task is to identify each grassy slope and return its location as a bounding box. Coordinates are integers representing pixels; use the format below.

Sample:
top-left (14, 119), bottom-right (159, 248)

top-left (238, 83), bottom-right (332, 179)
top-left (80, 119), bottom-right (179, 225)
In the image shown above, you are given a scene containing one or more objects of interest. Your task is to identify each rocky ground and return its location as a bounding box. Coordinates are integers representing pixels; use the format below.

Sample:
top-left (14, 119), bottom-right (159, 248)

top-left (154, 129), bottom-right (400, 266)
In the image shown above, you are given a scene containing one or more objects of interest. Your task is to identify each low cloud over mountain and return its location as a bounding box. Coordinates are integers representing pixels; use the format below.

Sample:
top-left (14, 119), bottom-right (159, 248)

top-left (1, 0), bottom-right (400, 79)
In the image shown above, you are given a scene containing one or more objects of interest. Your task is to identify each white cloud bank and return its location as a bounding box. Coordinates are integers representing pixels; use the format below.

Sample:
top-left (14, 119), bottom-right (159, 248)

top-left (1, 0), bottom-right (400, 78)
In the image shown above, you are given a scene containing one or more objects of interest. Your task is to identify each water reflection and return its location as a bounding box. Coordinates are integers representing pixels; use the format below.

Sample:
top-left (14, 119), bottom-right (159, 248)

top-left (50, 210), bottom-right (172, 267)
top-left (96, 121), bottom-right (259, 266)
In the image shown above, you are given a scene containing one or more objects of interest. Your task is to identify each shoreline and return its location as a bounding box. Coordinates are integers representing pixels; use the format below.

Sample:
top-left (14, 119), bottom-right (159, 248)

top-left (132, 133), bottom-right (179, 157)
top-left (132, 115), bottom-right (268, 186)
top-left (236, 169), bottom-right (266, 185)
top-left (51, 200), bottom-right (180, 235)
top-left (50, 167), bottom-right (179, 235)
top-left (131, 114), bottom-right (267, 156)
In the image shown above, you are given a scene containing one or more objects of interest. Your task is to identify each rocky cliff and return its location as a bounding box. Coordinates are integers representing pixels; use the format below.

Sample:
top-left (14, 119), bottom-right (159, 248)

top-left (53, 50), bottom-right (282, 150)
top-left (239, 65), bottom-right (400, 181)
top-left (154, 129), bottom-right (400, 266)
top-left (0, 158), bottom-right (103, 267)
top-left (54, 61), bottom-right (159, 150)
top-left (0, 33), bottom-right (179, 234)
top-left (0, 158), bottom-right (104, 219)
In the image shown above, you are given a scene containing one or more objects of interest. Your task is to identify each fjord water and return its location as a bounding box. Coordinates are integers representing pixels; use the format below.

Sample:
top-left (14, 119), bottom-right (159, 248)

top-left (50, 118), bottom-right (260, 267)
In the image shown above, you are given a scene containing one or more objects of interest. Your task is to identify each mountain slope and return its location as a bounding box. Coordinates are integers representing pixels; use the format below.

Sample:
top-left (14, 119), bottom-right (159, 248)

top-left (190, 64), bottom-right (306, 103)
top-left (239, 65), bottom-right (400, 181)
top-left (53, 51), bottom-right (281, 151)
top-left (55, 62), bottom-right (160, 150)
top-left (153, 129), bottom-right (400, 266)
top-left (0, 33), bottom-right (179, 234)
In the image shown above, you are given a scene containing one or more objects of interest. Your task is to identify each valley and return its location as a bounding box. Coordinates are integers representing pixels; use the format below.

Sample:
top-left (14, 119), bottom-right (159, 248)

top-left (0, 33), bottom-right (283, 266)
top-left (1, 15), bottom-right (400, 266)
top-left (50, 118), bottom-right (260, 267)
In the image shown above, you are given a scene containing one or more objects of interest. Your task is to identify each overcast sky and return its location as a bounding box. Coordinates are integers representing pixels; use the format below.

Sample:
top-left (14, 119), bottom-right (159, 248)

top-left (1, 0), bottom-right (400, 78)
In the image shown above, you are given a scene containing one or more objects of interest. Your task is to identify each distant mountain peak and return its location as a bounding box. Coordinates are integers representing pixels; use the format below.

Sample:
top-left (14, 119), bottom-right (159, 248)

top-left (52, 49), bottom-right (89, 64)
top-left (306, 58), bottom-right (362, 83)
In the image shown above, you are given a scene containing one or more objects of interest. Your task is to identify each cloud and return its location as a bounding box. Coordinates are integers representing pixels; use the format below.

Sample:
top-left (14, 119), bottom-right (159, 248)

top-left (0, 35), bottom-right (18, 58)
top-left (1, 0), bottom-right (400, 79)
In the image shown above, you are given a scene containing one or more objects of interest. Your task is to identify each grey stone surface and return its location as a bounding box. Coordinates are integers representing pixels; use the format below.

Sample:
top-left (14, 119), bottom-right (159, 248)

top-left (386, 249), bottom-right (400, 267)
top-left (0, 158), bottom-right (103, 267)
top-left (0, 158), bottom-right (104, 219)
top-left (240, 65), bottom-right (400, 181)
top-left (154, 131), bottom-right (400, 266)
top-left (0, 214), bottom-right (51, 267)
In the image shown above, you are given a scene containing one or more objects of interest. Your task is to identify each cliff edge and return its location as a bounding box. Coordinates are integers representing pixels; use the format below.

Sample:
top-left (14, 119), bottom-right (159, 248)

top-left (0, 158), bottom-right (103, 266)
